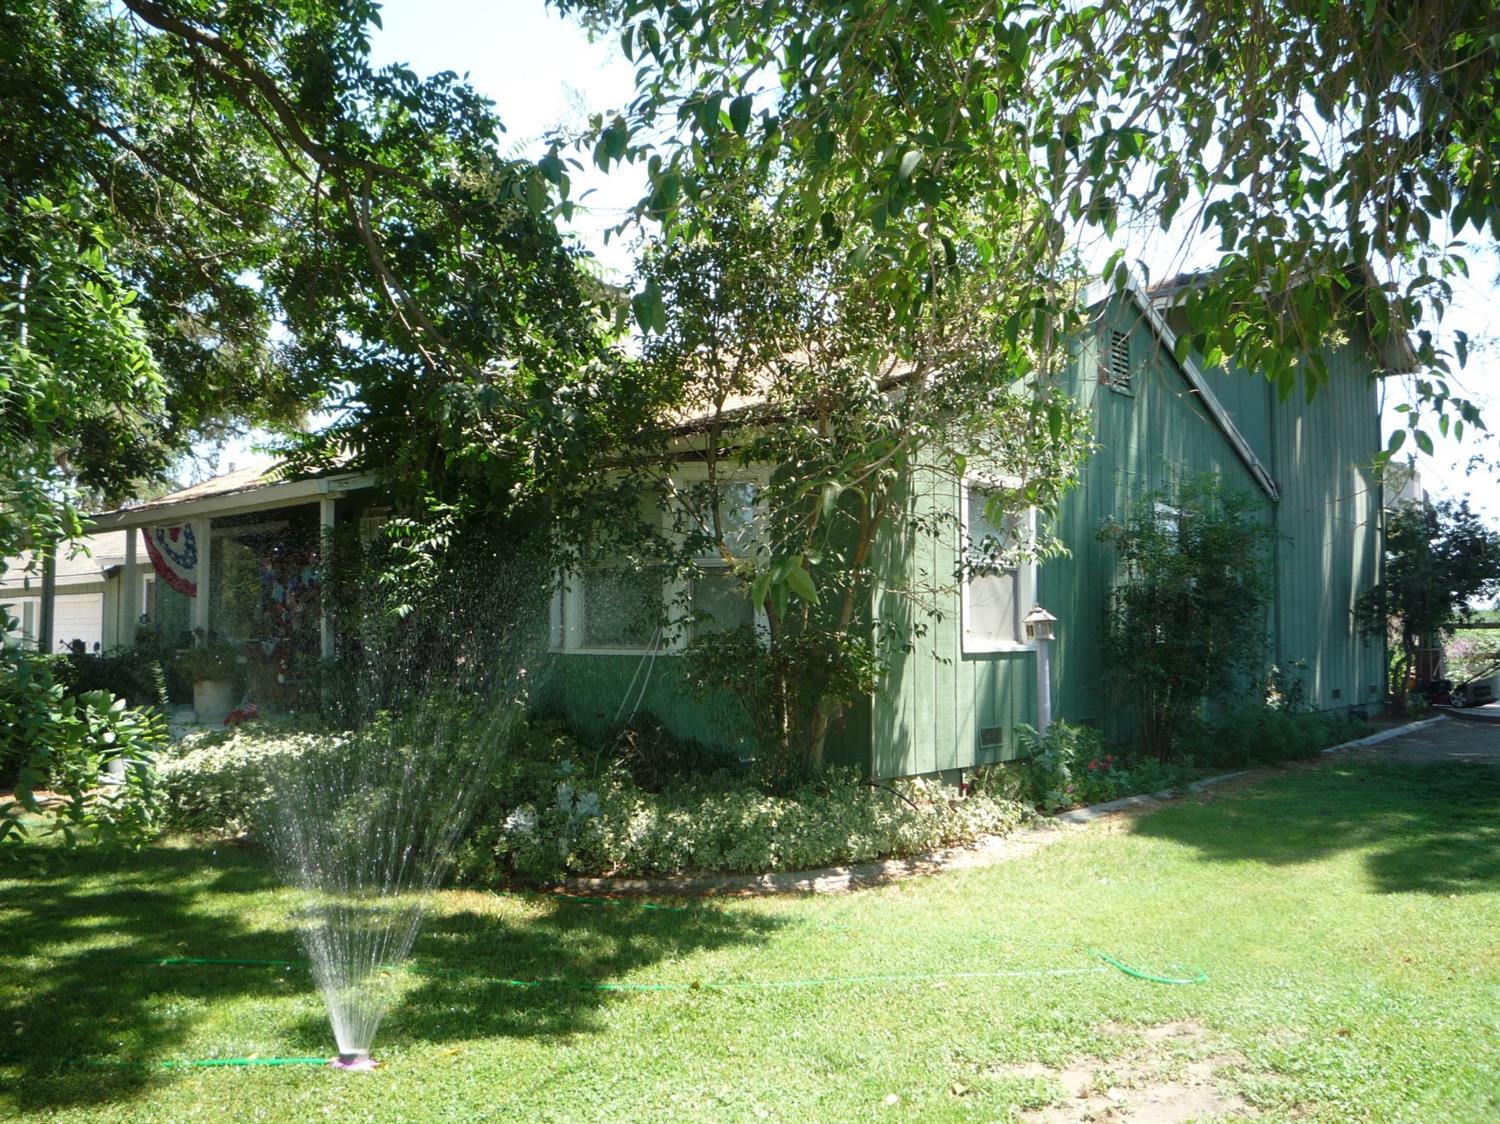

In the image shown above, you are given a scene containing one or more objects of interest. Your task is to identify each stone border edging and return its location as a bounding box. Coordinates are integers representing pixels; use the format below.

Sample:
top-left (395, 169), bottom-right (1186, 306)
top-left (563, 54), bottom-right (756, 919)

top-left (1320, 713), bottom-right (1448, 752)
top-left (1053, 769), bottom-right (1251, 825)
top-left (558, 823), bottom-right (1071, 898)
top-left (555, 714), bottom-right (1452, 899)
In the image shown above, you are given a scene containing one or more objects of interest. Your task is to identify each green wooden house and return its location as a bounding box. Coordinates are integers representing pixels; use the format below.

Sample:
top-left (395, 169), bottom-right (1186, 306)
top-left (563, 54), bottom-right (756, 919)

top-left (536, 275), bottom-right (1401, 778)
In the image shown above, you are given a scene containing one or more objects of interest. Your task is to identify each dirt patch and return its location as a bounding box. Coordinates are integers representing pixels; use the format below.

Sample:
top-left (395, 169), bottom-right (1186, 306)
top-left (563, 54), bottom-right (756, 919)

top-left (986, 1020), bottom-right (1255, 1122)
top-left (1097, 1018), bottom-right (1207, 1041)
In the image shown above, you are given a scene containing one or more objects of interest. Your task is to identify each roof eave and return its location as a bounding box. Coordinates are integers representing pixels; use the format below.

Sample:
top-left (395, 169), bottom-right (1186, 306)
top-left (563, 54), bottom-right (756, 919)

top-left (87, 471), bottom-right (378, 531)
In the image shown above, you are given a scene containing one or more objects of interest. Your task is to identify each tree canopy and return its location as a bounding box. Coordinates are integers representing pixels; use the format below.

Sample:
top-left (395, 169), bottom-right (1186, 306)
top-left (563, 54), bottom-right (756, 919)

top-left (560, 0), bottom-right (1497, 444)
top-left (1357, 497), bottom-right (1500, 699)
top-left (2, 0), bottom-right (643, 560)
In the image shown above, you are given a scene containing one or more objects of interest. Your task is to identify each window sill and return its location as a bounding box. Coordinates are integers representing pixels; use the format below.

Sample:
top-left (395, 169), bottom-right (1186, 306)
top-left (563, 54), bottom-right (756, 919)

top-left (564, 644), bottom-right (663, 656)
top-left (961, 640), bottom-right (1037, 656)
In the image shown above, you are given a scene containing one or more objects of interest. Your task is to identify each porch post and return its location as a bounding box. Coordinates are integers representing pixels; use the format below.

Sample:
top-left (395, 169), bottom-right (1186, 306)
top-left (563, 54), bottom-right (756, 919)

top-left (38, 543), bottom-right (56, 653)
top-left (191, 519), bottom-right (211, 638)
top-left (121, 527), bottom-right (138, 649)
top-left (319, 498), bottom-right (336, 659)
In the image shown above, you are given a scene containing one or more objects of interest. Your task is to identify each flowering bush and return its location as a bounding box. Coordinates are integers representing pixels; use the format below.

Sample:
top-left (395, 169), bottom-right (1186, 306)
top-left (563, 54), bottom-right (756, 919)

top-left (159, 725), bottom-right (351, 836)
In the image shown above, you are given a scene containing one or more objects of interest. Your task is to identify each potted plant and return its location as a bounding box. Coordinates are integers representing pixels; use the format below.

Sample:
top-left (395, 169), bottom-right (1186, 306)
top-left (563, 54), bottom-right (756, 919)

top-left (178, 637), bottom-right (240, 724)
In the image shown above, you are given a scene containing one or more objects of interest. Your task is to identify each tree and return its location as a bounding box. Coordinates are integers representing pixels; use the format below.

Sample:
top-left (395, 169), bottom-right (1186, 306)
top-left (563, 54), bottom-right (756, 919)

top-left (1100, 481), bottom-right (1276, 760)
top-left (559, 0), bottom-right (1496, 444)
top-left (586, 172), bottom-right (1090, 777)
top-left (1357, 498), bottom-right (1500, 702)
top-left (3, 0), bottom-right (641, 563)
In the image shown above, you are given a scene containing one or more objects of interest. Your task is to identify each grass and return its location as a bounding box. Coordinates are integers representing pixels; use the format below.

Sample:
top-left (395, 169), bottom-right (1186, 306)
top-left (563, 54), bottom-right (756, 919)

top-left (3, 755), bottom-right (1499, 1121)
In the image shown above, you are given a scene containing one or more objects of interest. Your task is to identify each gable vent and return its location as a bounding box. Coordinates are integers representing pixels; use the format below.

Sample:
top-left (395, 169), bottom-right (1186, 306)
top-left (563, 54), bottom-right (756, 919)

top-left (1104, 329), bottom-right (1132, 391)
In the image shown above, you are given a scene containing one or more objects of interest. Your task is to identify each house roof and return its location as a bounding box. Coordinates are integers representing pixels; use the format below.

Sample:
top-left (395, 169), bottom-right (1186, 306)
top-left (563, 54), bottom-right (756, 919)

top-left (128, 464), bottom-right (283, 510)
top-left (661, 354), bottom-right (920, 437)
top-left (1143, 263), bottom-right (1419, 375)
top-left (1, 529), bottom-right (130, 591)
top-left (88, 462), bottom-right (376, 532)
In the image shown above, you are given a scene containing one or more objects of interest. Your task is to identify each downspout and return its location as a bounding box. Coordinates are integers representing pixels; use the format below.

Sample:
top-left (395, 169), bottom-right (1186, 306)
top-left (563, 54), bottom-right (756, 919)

top-left (1268, 380), bottom-right (1282, 670)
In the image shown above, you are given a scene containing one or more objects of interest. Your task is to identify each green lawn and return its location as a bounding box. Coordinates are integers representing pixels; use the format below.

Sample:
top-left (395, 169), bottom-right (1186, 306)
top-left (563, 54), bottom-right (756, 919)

top-left (4, 757), bottom-right (1499, 1122)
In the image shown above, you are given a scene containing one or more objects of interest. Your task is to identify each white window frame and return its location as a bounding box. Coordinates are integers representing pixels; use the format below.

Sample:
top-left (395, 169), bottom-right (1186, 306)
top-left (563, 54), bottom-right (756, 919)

top-left (663, 464), bottom-right (769, 651)
top-left (557, 561), bottom-right (669, 655)
top-left (550, 463), bottom-right (770, 655)
top-left (959, 474), bottom-right (1037, 655)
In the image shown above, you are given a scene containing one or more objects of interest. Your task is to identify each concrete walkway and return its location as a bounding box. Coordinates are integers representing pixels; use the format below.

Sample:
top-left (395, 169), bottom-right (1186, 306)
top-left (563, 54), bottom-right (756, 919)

top-left (1353, 716), bottom-right (1500, 766)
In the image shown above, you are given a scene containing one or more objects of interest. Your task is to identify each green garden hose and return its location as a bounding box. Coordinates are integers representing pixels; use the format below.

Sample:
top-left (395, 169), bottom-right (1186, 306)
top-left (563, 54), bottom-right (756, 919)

top-left (1, 949), bottom-right (1202, 1075)
top-left (1089, 948), bottom-right (1207, 985)
top-left (0, 1054), bottom-right (329, 1070)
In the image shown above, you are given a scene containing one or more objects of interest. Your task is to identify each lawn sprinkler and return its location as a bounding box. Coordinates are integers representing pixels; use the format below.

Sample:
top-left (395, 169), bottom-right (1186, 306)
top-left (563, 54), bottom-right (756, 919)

top-left (329, 1050), bottom-right (379, 1072)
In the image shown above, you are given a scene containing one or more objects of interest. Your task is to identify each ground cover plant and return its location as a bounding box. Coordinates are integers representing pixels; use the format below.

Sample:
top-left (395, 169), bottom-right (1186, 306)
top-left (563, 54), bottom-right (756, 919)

top-left (159, 719), bottom-right (1029, 881)
top-left (2, 748), bottom-right (1497, 1121)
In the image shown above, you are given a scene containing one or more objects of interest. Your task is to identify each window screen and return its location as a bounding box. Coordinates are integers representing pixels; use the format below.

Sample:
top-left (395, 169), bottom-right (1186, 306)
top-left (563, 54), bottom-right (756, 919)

top-left (965, 486), bottom-right (1023, 646)
top-left (581, 565), bottom-right (662, 648)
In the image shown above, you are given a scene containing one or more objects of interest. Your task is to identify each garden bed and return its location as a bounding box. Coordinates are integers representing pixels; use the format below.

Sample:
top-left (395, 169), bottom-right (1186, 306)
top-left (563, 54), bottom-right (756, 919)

top-left (158, 721), bottom-right (1031, 882)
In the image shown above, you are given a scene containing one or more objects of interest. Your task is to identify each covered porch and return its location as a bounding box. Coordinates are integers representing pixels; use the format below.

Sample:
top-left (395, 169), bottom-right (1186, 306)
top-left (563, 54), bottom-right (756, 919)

top-left (21, 465), bottom-right (381, 712)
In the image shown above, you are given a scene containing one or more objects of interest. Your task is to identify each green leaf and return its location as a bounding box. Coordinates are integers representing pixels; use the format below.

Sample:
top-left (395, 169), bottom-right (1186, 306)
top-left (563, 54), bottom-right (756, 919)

top-left (729, 94), bottom-right (752, 135)
top-left (750, 571), bottom-right (772, 610)
top-left (786, 562), bottom-right (819, 605)
top-left (897, 149), bottom-right (923, 180)
top-left (1386, 429), bottom-right (1407, 454)
top-left (1414, 429), bottom-right (1434, 456)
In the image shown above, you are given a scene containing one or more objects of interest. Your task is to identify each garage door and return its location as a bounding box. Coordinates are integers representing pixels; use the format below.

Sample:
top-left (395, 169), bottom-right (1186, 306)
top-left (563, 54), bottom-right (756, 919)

top-left (54, 593), bottom-right (104, 653)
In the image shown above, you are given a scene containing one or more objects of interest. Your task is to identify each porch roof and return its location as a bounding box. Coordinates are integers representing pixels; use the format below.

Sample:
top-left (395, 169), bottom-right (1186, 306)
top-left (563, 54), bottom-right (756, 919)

top-left (87, 465), bottom-right (377, 532)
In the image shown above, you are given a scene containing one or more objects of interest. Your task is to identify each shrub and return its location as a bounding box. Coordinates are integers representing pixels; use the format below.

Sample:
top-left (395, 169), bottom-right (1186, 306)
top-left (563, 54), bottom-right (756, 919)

top-left (1175, 704), bottom-right (1370, 769)
top-left (176, 639), bottom-right (239, 683)
top-left (606, 712), bottom-right (747, 793)
top-left (452, 719), bottom-right (1028, 882)
top-left (60, 651), bottom-right (170, 711)
top-left (160, 716), bottom-right (1029, 881)
top-left (969, 722), bottom-right (1195, 813)
top-left (1100, 480), bottom-right (1276, 759)
top-left (2, 620), bottom-right (167, 850)
top-left (158, 726), bottom-right (350, 836)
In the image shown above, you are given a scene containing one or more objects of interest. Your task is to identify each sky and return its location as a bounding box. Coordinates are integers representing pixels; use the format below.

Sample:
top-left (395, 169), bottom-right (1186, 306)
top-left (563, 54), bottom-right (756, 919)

top-left (213, 0), bottom-right (1500, 522)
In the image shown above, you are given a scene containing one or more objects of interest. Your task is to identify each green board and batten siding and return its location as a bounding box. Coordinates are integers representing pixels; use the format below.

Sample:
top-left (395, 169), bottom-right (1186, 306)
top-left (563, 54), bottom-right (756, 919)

top-left (1266, 345), bottom-right (1386, 709)
top-left (871, 295), bottom-right (1275, 777)
top-left (1162, 306), bottom-right (1387, 710)
top-left (540, 289), bottom-right (1386, 778)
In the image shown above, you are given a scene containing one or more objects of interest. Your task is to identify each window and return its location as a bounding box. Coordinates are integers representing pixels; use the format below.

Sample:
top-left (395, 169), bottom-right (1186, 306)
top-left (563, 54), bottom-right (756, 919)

top-left (678, 478), bottom-right (762, 643)
top-left (961, 478), bottom-right (1033, 653)
top-left (690, 568), bottom-right (755, 638)
top-left (579, 564), bottom-right (662, 649)
top-left (1102, 328), bottom-right (1133, 392)
top-left (554, 471), bottom-right (768, 654)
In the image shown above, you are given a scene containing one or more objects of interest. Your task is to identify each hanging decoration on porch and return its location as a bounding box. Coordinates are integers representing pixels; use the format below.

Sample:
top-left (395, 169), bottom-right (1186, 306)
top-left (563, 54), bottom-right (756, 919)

top-left (144, 525), bottom-right (199, 597)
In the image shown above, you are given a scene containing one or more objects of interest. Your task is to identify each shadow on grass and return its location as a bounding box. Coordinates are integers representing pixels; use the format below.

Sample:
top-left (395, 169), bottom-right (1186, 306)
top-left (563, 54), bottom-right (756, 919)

top-left (291, 896), bottom-right (783, 1052)
top-left (0, 846), bottom-right (296, 1112)
top-left (1129, 759), bottom-right (1500, 895)
top-left (0, 846), bottom-right (779, 1114)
